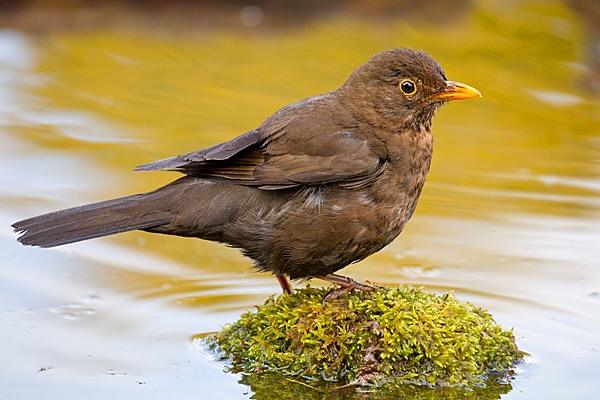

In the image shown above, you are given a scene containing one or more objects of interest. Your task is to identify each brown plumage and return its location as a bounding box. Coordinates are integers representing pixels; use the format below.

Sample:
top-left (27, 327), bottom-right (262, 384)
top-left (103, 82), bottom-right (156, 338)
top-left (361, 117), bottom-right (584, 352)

top-left (12, 48), bottom-right (480, 299)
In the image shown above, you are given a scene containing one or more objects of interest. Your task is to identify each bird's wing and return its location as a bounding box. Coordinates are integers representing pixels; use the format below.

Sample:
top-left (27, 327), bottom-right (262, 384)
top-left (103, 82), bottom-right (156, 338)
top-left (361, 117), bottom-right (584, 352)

top-left (253, 111), bottom-right (386, 189)
top-left (134, 129), bottom-right (262, 171)
top-left (134, 102), bottom-right (386, 190)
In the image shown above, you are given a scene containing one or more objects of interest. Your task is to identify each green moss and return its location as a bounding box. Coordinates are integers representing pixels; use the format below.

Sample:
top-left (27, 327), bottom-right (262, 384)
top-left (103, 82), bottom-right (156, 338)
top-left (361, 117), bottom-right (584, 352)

top-left (207, 286), bottom-right (523, 390)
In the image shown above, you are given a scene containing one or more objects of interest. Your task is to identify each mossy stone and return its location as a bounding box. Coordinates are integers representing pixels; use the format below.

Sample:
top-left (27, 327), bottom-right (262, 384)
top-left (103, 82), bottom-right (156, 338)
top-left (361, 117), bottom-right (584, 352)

top-left (207, 286), bottom-right (523, 390)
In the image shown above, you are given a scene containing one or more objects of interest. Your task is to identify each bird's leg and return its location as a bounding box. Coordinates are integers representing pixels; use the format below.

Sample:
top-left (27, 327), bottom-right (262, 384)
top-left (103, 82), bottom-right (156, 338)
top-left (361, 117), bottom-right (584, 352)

top-left (316, 273), bottom-right (380, 302)
top-left (276, 274), bottom-right (292, 294)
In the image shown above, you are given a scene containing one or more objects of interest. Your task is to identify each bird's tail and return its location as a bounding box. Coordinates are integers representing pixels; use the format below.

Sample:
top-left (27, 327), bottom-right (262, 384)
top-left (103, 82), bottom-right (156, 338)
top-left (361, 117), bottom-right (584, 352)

top-left (12, 192), bottom-right (173, 248)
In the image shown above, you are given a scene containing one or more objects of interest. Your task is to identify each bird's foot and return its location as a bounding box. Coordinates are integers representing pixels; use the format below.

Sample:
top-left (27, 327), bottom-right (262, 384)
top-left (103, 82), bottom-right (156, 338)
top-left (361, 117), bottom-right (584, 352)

top-left (316, 273), bottom-right (380, 302)
top-left (276, 274), bottom-right (292, 294)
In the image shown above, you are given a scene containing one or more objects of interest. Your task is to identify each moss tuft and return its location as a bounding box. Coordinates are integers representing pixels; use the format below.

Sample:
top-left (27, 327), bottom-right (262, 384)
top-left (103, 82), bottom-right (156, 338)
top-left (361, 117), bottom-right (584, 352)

top-left (207, 286), bottom-right (523, 389)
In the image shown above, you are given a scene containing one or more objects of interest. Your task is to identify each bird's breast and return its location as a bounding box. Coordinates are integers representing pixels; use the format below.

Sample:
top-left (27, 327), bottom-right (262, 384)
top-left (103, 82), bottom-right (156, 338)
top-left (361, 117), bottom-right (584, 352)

top-left (369, 127), bottom-right (434, 234)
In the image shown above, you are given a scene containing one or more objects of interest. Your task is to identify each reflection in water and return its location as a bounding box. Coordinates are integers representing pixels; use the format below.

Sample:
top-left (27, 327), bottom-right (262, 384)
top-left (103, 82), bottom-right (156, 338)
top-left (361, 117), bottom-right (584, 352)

top-left (1, 1), bottom-right (600, 399)
top-left (237, 372), bottom-right (513, 400)
top-left (569, 0), bottom-right (600, 93)
top-left (0, 0), bottom-right (470, 32)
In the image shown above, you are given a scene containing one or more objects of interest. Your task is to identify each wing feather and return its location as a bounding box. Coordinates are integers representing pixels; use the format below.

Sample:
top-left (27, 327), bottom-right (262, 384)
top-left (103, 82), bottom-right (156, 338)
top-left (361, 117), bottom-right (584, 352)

top-left (133, 94), bottom-right (387, 190)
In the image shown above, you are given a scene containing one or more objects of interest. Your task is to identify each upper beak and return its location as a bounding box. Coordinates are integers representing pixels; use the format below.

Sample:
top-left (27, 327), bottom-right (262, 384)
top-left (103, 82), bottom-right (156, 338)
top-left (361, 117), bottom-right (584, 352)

top-left (434, 81), bottom-right (481, 101)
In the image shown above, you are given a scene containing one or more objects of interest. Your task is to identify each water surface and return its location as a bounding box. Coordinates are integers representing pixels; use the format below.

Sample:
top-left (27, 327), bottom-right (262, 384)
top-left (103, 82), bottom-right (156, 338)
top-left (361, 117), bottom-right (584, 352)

top-left (1, 1), bottom-right (599, 399)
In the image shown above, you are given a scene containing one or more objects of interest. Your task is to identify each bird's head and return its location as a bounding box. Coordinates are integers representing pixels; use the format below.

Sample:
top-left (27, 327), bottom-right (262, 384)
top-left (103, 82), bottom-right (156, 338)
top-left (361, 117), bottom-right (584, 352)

top-left (339, 48), bottom-right (481, 131)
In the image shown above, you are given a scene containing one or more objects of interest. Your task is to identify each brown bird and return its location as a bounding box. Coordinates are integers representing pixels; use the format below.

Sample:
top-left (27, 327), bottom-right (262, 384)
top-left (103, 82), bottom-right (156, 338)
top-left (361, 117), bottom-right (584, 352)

top-left (12, 48), bottom-right (480, 300)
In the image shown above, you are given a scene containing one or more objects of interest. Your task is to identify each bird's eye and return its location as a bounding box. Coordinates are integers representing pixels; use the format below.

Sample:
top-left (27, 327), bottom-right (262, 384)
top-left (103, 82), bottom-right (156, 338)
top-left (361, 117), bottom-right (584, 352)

top-left (399, 79), bottom-right (416, 95)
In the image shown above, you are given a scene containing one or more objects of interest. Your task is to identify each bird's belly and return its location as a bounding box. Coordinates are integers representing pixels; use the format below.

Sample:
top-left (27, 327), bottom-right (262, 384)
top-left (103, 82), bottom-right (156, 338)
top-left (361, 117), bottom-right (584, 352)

top-left (249, 185), bottom-right (417, 279)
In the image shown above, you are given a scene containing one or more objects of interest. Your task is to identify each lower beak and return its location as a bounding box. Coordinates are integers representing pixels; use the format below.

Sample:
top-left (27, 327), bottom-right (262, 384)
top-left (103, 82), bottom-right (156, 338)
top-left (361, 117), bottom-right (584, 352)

top-left (434, 81), bottom-right (481, 101)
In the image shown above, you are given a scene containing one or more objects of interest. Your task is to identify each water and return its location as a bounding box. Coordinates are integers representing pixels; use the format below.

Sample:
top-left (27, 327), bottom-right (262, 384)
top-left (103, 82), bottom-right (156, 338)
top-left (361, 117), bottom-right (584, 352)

top-left (1, 1), bottom-right (599, 399)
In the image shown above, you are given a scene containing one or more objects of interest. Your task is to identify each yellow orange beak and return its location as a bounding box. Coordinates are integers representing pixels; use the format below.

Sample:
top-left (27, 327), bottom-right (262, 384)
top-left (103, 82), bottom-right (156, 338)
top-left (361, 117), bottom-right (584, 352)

top-left (434, 81), bottom-right (481, 101)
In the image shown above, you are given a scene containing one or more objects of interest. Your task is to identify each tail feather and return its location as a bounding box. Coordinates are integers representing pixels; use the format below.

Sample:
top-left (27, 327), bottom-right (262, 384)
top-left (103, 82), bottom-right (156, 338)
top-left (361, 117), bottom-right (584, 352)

top-left (12, 194), bottom-right (173, 248)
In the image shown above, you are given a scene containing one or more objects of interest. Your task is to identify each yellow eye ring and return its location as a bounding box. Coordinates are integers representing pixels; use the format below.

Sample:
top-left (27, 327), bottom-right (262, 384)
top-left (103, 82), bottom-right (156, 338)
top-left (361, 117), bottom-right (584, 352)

top-left (399, 79), bottom-right (417, 95)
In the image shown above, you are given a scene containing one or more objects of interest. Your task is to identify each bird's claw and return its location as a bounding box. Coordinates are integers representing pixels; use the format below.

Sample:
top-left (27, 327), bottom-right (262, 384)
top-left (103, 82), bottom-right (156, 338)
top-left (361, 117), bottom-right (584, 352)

top-left (316, 273), bottom-right (380, 303)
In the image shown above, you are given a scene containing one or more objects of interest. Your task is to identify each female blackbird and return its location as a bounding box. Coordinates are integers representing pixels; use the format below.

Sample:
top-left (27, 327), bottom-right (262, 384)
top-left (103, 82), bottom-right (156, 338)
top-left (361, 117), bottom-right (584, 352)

top-left (13, 48), bottom-right (480, 299)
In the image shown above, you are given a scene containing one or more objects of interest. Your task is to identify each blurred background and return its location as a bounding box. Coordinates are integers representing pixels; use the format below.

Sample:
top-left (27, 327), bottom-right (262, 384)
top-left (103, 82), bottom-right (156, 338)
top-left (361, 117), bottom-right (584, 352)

top-left (1, 0), bottom-right (599, 399)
